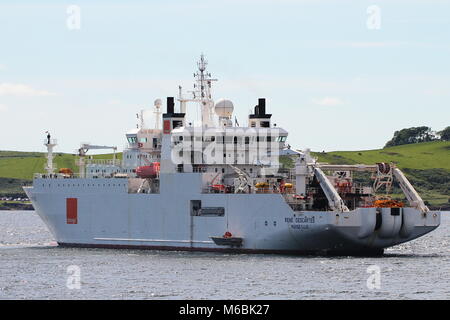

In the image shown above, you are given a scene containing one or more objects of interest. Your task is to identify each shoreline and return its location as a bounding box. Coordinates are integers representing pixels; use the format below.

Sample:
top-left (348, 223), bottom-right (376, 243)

top-left (0, 202), bottom-right (34, 211)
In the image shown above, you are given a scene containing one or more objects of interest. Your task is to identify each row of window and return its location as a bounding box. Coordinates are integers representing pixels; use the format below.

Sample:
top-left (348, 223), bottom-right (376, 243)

top-left (127, 137), bottom-right (158, 144)
top-left (89, 169), bottom-right (134, 173)
top-left (125, 154), bottom-right (160, 160)
top-left (41, 183), bottom-right (126, 188)
top-left (175, 136), bottom-right (287, 143)
top-left (127, 137), bottom-right (138, 144)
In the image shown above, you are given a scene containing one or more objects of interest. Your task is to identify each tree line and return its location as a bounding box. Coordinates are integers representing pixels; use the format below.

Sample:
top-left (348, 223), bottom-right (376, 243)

top-left (384, 126), bottom-right (450, 148)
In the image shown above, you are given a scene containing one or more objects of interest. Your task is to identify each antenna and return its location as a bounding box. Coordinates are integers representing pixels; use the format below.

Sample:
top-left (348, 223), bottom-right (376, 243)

top-left (197, 53), bottom-right (207, 72)
top-left (192, 54), bottom-right (217, 126)
top-left (175, 54), bottom-right (218, 127)
top-left (140, 109), bottom-right (145, 129)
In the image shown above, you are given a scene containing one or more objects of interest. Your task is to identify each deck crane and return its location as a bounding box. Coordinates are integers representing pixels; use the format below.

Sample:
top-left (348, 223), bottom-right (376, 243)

top-left (393, 168), bottom-right (429, 213)
top-left (77, 144), bottom-right (118, 178)
top-left (229, 164), bottom-right (252, 194)
top-left (316, 163), bottom-right (429, 213)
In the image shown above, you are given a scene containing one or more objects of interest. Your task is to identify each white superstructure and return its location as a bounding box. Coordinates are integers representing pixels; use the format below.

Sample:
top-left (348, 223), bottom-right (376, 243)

top-left (24, 56), bottom-right (441, 255)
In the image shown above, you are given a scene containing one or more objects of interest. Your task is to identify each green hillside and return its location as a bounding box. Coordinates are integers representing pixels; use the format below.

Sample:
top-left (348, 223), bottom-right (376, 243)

top-left (313, 141), bottom-right (450, 171)
top-left (0, 151), bottom-right (122, 180)
top-left (310, 141), bottom-right (450, 208)
top-left (0, 151), bottom-right (77, 180)
top-left (0, 151), bottom-right (122, 195)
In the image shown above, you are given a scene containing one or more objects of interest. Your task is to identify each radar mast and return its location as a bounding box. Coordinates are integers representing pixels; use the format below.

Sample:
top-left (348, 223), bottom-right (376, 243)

top-left (178, 54), bottom-right (217, 127)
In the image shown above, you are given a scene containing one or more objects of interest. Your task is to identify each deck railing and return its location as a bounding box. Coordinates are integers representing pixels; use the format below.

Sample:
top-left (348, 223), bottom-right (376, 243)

top-left (33, 173), bottom-right (130, 179)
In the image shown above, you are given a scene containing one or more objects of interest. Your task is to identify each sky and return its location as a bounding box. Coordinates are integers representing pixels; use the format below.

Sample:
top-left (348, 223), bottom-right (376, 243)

top-left (0, 0), bottom-right (449, 154)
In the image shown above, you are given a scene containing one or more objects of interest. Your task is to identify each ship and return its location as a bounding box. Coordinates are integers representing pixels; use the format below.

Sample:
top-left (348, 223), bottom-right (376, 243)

top-left (24, 55), bottom-right (441, 255)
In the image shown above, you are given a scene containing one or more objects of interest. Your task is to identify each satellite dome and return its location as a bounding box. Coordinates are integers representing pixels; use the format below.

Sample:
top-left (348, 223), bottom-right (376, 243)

top-left (214, 99), bottom-right (234, 117)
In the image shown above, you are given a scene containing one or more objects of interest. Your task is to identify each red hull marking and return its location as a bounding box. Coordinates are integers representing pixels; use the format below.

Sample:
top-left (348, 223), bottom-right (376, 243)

top-left (66, 198), bottom-right (78, 224)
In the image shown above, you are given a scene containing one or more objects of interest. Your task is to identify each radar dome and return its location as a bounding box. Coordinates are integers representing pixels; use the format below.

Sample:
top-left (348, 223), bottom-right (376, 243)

top-left (214, 99), bottom-right (234, 118)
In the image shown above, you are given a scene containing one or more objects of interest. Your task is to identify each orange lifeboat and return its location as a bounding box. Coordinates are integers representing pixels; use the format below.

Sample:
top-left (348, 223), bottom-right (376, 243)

top-left (135, 162), bottom-right (160, 178)
top-left (59, 168), bottom-right (73, 176)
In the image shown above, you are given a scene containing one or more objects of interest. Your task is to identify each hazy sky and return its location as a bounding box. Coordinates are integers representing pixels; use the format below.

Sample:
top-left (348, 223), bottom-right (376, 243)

top-left (0, 0), bottom-right (449, 153)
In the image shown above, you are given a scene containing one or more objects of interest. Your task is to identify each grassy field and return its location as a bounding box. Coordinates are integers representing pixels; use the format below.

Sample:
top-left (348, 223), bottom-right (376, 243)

top-left (0, 151), bottom-right (122, 180)
top-left (0, 151), bottom-right (122, 195)
top-left (0, 151), bottom-right (76, 180)
top-left (310, 141), bottom-right (450, 208)
top-left (312, 141), bottom-right (450, 171)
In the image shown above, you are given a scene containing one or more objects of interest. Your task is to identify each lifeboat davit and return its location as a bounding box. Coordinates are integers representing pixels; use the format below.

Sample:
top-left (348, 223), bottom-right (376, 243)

top-left (135, 162), bottom-right (160, 178)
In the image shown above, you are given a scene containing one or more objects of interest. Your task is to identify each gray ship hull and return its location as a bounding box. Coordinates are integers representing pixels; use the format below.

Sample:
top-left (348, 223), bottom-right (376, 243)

top-left (23, 173), bottom-right (440, 256)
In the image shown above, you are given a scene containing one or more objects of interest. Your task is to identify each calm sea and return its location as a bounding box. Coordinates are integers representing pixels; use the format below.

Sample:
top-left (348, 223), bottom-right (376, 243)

top-left (0, 210), bottom-right (448, 299)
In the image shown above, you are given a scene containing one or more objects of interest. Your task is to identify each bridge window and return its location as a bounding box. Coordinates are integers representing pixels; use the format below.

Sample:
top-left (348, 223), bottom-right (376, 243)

top-left (127, 136), bottom-right (138, 144)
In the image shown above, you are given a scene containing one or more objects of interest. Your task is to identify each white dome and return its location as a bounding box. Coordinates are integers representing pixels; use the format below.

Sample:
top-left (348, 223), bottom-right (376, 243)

top-left (214, 99), bottom-right (234, 117)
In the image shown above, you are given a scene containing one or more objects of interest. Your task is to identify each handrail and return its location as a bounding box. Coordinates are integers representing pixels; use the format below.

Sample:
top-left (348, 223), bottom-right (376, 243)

top-left (34, 173), bottom-right (131, 179)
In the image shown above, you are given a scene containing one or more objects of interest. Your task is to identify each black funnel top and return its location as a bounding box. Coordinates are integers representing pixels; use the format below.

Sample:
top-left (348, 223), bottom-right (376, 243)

top-left (249, 97), bottom-right (272, 119)
top-left (167, 97), bottom-right (174, 114)
top-left (258, 98), bottom-right (266, 115)
top-left (163, 96), bottom-right (185, 119)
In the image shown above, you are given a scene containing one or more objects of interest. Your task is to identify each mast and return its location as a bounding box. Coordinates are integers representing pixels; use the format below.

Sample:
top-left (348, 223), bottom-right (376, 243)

top-left (44, 132), bottom-right (57, 175)
top-left (178, 54), bottom-right (217, 127)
